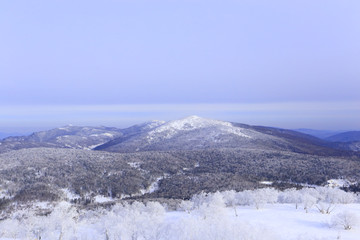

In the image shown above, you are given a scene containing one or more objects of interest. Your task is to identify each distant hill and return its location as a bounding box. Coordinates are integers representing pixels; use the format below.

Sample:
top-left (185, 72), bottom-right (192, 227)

top-left (293, 129), bottom-right (360, 152)
top-left (325, 131), bottom-right (360, 143)
top-left (0, 121), bottom-right (164, 153)
top-left (293, 129), bottom-right (343, 139)
top-left (0, 132), bottom-right (25, 140)
top-left (0, 126), bottom-right (123, 153)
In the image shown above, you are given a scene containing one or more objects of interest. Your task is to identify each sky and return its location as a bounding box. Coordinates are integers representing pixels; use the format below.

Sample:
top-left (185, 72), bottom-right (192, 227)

top-left (0, 0), bottom-right (359, 132)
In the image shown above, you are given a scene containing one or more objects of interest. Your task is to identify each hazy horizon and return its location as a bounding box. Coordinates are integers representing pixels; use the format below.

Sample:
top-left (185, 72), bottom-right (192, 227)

top-left (1, 1), bottom-right (359, 132)
top-left (0, 102), bottom-right (359, 134)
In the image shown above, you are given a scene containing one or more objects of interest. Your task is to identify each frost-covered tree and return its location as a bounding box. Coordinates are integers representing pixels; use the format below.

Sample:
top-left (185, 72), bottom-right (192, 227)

top-left (235, 190), bottom-right (253, 206)
top-left (314, 187), bottom-right (356, 214)
top-left (222, 190), bottom-right (238, 216)
top-left (323, 187), bottom-right (355, 204)
top-left (249, 188), bottom-right (278, 209)
top-left (105, 202), bottom-right (146, 239)
top-left (278, 188), bottom-right (302, 209)
top-left (190, 191), bottom-right (209, 209)
top-left (179, 200), bottom-right (193, 214)
top-left (43, 201), bottom-right (78, 239)
top-left (301, 194), bottom-right (317, 213)
top-left (194, 192), bottom-right (227, 220)
top-left (103, 201), bottom-right (166, 240)
top-left (331, 211), bottom-right (359, 230)
top-left (299, 188), bottom-right (320, 213)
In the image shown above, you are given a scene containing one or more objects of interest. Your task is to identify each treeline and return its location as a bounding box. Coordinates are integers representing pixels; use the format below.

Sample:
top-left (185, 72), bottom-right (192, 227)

top-left (0, 147), bottom-right (360, 206)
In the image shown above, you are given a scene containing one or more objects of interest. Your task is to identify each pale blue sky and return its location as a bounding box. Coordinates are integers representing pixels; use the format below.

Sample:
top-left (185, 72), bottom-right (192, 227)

top-left (0, 0), bottom-right (359, 131)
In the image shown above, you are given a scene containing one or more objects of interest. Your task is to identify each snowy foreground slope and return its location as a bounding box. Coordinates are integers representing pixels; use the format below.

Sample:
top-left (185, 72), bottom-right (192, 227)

top-left (164, 204), bottom-right (360, 240)
top-left (1, 188), bottom-right (359, 240)
top-left (1, 203), bottom-right (359, 240)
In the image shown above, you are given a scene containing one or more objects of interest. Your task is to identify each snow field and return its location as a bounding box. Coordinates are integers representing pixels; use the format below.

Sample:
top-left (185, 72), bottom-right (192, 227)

top-left (0, 187), bottom-right (359, 240)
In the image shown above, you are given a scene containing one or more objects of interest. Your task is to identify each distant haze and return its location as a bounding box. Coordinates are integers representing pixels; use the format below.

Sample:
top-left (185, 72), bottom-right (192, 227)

top-left (0, 1), bottom-right (359, 131)
top-left (0, 102), bottom-right (359, 134)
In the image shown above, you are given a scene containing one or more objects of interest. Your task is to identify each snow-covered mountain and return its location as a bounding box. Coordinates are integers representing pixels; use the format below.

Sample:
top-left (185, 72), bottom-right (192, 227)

top-left (95, 116), bottom-right (271, 152)
top-left (0, 121), bottom-right (164, 153)
top-left (0, 116), bottom-right (359, 205)
top-left (0, 116), bottom-right (356, 155)
top-left (147, 115), bottom-right (251, 140)
top-left (0, 126), bottom-right (122, 152)
top-left (95, 115), bottom-right (342, 155)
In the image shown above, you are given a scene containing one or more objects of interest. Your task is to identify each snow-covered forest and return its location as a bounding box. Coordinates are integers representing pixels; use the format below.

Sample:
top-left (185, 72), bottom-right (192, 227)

top-left (1, 187), bottom-right (359, 240)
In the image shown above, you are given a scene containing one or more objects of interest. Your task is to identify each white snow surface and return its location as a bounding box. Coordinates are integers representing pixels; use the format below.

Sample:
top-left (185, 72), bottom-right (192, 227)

top-left (128, 162), bottom-right (141, 169)
top-left (147, 115), bottom-right (250, 142)
top-left (1, 203), bottom-right (359, 240)
top-left (86, 143), bottom-right (105, 150)
top-left (1, 187), bottom-right (360, 239)
top-left (90, 133), bottom-right (114, 137)
top-left (142, 120), bottom-right (166, 129)
top-left (260, 181), bottom-right (273, 185)
top-left (61, 188), bottom-right (80, 201)
top-left (140, 176), bottom-right (163, 194)
top-left (94, 195), bottom-right (113, 203)
top-left (119, 176), bottom-right (163, 199)
top-left (326, 179), bottom-right (354, 188)
top-left (102, 132), bottom-right (114, 137)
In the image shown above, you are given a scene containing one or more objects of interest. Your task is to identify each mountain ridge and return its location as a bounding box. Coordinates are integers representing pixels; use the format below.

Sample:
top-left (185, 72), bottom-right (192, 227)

top-left (0, 116), bottom-right (358, 156)
top-left (94, 116), bottom-right (359, 156)
top-left (0, 116), bottom-right (359, 204)
top-left (325, 131), bottom-right (360, 143)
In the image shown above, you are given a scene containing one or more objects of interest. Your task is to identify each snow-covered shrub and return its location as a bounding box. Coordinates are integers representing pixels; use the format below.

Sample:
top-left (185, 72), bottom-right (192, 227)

top-left (222, 190), bottom-right (238, 216)
top-left (248, 188), bottom-right (279, 209)
top-left (222, 190), bottom-right (236, 207)
top-left (331, 211), bottom-right (359, 230)
top-left (179, 199), bottom-right (194, 214)
top-left (102, 201), bottom-right (166, 240)
top-left (190, 191), bottom-right (209, 209)
top-left (43, 201), bottom-right (78, 239)
top-left (195, 191), bottom-right (227, 220)
top-left (312, 187), bottom-right (356, 214)
top-left (278, 188), bottom-right (302, 209)
top-left (235, 190), bottom-right (253, 206)
top-left (316, 187), bottom-right (355, 204)
top-left (315, 201), bottom-right (336, 214)
top-left (300, 187), bottom-right (321, 201)
top-left (301, 193), bottom-right (317, 213)
top-left (337, 191), bottom-right (356, 204)
top-left (146, 201), bottom-right (166, 218)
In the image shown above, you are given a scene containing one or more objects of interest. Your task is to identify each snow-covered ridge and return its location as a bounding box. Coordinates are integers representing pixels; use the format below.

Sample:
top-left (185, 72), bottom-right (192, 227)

top-left (141, 120), bottom-right (166, 129)
top-left (90, 133), bottom-right (114, 137)
top-left (147, 115), bottom-right (250, 141)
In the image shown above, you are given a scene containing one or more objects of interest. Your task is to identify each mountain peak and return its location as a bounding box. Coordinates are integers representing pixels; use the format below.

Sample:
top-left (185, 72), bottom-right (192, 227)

top-left (146, 115), bottom-right (251, 142)
top-left (183, 115), bottom-right (202, 120)
top-left (157, 115), bottom-right (219, 131)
